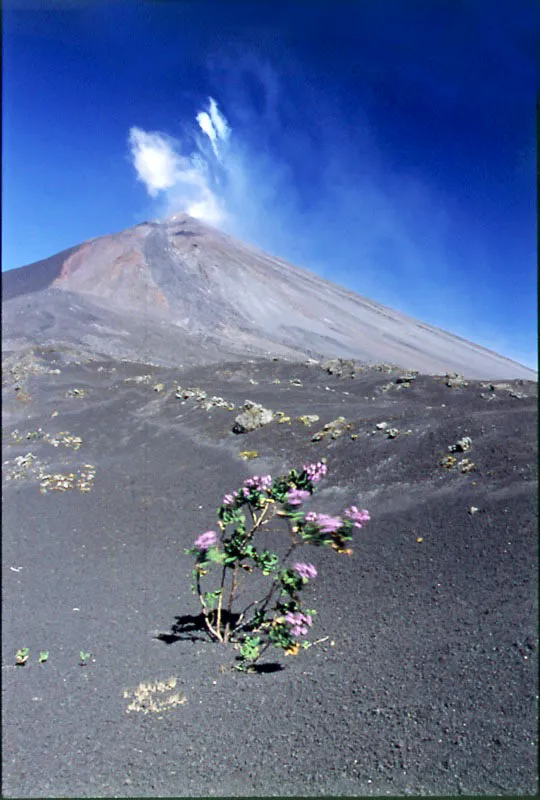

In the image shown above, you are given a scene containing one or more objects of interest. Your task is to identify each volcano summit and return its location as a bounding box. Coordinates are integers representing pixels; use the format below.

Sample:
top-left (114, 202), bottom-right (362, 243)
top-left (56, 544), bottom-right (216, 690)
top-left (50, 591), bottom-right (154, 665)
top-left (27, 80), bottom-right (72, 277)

top-left (2, 213), bottom-right (535, 379)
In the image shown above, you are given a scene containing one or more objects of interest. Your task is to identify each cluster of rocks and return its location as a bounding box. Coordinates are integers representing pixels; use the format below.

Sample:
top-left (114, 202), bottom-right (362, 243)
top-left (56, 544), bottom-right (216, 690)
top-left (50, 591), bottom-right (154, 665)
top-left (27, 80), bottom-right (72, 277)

top-left (372, 421), bottom-right (403, 439)
top-left (480, 382), bottom-right (529, 401)
top-left (440, 454), bottom-right (476, 473)
top-left (175, 386), bottom-right (235, 412)
top-left (297, 414), bottom-right (320, 426)
top-left (321, 358), bottom-right (358, 379)
top-left (3, 452), bottom-right (41, 481)
top-left (440, 435), bottom-right (476, 472)
top-left (65, 388), bottom-right (90, 398)
top-left (3, 351), bottom-right (59, 389)
top-left (311, 416), bottom-right (353, 442)
top-left (123, 374), bottom-right (152, 384)
top-left (39, 464), bottom-right (96, 494)
top-left (444, 372), bottom-right (468, 388)
top-left (274, 411), bottom-right (292, 424)
top-left (23, 428), bottom-right (83, 450)
top-left (395, 372), bottom-right (418, 387)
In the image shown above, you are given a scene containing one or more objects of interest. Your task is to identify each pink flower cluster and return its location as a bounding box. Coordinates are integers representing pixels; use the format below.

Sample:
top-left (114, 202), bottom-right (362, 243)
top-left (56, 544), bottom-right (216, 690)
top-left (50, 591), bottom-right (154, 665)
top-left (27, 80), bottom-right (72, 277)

top-left (303, 461), bottom-right (328, 483)
top-left (344, 506), bottom-right (371, 528)
top-left (241, 475), bottom-right (273, 497)
top-left (222, 491), bottom-right (239, 506)
top-left (285, 611), bottom-right (313, 638)
top-left (286, 488), bottom-right (311, 506)
top-left (304, 512), bottom-right (343, 533)
top-left (194, 530), bottom-right (218, 550)
top-left (293, 562), bottom-right (318, 580)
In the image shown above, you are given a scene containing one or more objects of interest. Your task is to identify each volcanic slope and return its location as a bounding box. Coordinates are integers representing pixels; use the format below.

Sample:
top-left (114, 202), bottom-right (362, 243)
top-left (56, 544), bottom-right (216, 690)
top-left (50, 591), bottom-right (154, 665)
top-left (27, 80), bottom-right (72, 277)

top-left (2, 347), bottom-right (537, 797)
top-left (2, 213), bottom-right (536, 379)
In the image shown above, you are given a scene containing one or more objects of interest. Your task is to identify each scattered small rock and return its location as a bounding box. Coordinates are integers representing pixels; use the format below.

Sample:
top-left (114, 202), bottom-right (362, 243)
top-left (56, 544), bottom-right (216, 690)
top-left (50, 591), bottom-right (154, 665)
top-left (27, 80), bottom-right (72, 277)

top-left (396, 373), bottom-right (418, 385)
top-left (448, 436), bottom-right (472, 453)
top-left (371, 363), bottom-right (399, 373)
top-left (176, 387), bottom-right (207, 401)
top-left (297, 414), bottom-right (320, 426)
top-left (274, 411), bottom-right (292, 424)
top-left (124, 375), bottom-right (152, 384)
top-left (321, 358), bottom-right (357, 378)
top-left (445, 373), bottom-right (468, 388)
top-left (199, 396), bottom-right (235, 411)
top-left (440, 455), bottom-right (457, 469)
top-left (312, 417), bottom-right (352, 442)
top-left (239, 450), bottom-right (259, 461)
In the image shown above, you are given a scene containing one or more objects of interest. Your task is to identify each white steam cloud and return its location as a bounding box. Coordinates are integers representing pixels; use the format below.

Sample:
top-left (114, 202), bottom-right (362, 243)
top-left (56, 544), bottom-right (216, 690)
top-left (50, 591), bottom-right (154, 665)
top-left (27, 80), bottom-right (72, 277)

top-left (196, 97), bottom-right (230, 159)
top-left (128, 128), bottom-right (180, 196)
top-left (128, 97), bottom-right (230, 225)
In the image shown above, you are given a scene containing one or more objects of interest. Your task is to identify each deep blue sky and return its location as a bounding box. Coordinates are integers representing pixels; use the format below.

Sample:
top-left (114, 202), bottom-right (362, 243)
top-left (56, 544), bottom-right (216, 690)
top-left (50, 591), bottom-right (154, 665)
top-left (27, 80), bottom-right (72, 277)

top-left (2, 0), bottom-right (538, 368)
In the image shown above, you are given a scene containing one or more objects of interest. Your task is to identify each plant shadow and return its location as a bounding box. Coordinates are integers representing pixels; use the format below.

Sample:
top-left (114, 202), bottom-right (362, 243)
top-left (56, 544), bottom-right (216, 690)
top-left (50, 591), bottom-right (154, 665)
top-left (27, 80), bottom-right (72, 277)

top-left (153, 613), bottom-right (210, 644)
top-left (245, 662), bottom-right (284, 674)
top-left (154, 610), bottom-right (243, 645)
top-left (155, 613), bottom-right (285, 673)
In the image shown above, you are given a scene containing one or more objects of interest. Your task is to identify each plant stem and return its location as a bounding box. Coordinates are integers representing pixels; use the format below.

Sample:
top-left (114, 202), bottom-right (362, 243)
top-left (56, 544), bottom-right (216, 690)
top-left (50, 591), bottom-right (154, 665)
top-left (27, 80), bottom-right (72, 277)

top-left (224, 564), bottom-right (238, 643)
top-left (196, 568), bottom-right (223, 642)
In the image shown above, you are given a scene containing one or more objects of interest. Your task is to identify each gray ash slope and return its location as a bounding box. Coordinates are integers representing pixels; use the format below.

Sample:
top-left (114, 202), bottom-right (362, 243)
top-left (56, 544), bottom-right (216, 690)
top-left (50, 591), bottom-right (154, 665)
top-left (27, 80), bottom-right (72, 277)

top-left (2, 213), bottom-right (536, 379)
top-left (1, 351), bottom-right (537, 797)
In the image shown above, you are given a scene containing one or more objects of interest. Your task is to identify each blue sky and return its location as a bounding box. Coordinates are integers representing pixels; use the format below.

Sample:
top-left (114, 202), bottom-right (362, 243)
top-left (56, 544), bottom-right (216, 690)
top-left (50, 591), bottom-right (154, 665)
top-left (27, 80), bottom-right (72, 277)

top-left (2, 0), bottom-right (538, 368)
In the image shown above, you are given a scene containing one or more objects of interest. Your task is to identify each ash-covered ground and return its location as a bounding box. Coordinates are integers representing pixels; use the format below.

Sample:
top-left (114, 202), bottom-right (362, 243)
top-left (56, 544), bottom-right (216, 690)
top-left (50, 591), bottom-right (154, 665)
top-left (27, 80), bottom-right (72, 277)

top-left (2, 346), bottom-right (537, 797)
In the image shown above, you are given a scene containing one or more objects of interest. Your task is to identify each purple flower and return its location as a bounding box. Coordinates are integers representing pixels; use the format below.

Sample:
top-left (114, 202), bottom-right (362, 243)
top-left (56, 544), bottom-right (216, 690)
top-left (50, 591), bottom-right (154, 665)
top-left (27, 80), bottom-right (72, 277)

top-left (194, 530), bottom-right (218, 550)
top-left (293, 562), bottom-right (318, 580)
top-left (304, 511), bottom-right (318, 523)
top-left (222, 491), bottom-right (238, 506)
top-left (243, 474), bottom-right (273, 493)
top-left (286, 488), bottom-right (311, 506)
top-left (284, 611), bottom-right (314, 638)
top-left (313, 513), bottom-right (343, 533)
top-left (303, 461), bottom-right (328, 483)
top-left (344, 506), bottom-right (371, 528)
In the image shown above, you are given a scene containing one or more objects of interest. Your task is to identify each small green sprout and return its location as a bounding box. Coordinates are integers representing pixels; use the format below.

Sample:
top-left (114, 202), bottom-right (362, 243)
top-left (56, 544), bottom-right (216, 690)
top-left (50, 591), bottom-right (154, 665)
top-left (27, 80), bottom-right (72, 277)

top-left (79, 650), bottom-right (91, 665)
top-left (39, 651), bottom-right (49, 664)
top-left (16, 647), bottom-right (30, 665)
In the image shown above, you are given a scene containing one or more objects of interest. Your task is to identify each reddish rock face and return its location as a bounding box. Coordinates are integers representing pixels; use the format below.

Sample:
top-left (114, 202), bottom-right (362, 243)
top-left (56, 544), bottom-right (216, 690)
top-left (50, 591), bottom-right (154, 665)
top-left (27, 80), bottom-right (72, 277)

top-left (2, 213), bottom-right (537, 380)
top-left (51, 229), bottom-right (169, 314)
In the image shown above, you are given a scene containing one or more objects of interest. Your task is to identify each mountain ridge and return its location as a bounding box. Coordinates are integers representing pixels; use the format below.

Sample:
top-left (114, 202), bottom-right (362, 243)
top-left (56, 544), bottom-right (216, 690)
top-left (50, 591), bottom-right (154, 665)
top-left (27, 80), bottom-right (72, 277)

top-left (2, 213), bottom-right (536, 380)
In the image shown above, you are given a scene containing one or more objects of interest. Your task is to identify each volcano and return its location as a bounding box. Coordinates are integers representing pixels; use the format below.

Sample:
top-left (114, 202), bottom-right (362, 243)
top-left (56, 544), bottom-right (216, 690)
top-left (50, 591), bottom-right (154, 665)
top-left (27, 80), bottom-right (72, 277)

top-left (2, 213), bottom-right (535, 379)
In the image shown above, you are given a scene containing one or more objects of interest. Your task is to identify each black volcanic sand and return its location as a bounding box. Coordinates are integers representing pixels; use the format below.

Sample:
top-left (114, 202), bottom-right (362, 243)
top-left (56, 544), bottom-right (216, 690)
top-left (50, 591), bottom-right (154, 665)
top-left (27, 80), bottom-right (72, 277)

top-left (2, 349), bottom-right (538, 797)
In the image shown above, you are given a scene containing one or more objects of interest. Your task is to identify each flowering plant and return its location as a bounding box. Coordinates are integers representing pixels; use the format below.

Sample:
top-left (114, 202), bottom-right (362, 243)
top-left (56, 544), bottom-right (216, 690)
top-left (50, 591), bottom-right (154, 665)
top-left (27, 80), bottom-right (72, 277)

top-left (186, 460), bottom-right (370, 670)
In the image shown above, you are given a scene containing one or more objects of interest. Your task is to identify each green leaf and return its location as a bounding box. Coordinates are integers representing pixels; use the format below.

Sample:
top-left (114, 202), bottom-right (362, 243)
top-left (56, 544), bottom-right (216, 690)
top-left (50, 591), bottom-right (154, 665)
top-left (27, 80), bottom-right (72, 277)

top-left (206, 547), bottom-right (224, 564)
top-left (16, 647), bottom-right (30, 665)
top-left (239, 635), bottom-right (261, 662)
